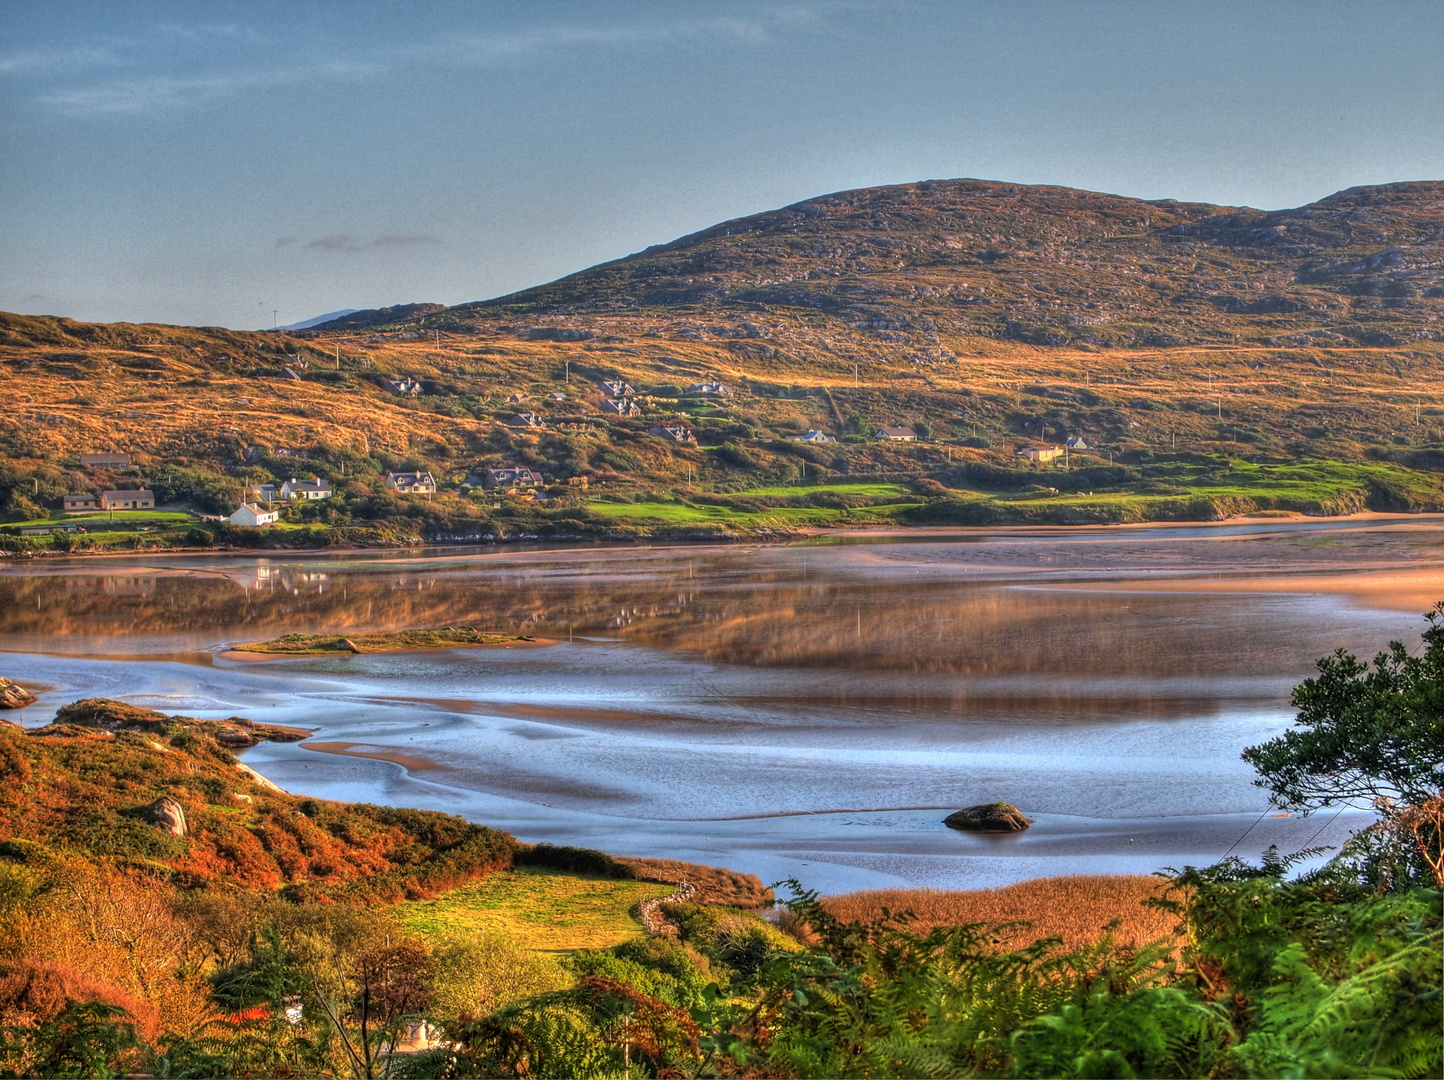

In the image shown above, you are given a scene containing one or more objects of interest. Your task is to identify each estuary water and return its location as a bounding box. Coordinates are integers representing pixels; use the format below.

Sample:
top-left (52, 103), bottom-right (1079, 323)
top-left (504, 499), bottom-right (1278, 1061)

top-left (3, 516), bottom-right (1442, 894)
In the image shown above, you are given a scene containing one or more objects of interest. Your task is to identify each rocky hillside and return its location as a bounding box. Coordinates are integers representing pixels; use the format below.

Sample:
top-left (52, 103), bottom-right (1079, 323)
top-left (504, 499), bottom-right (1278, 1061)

top-left (343, 179), bottom-right (1444, 350)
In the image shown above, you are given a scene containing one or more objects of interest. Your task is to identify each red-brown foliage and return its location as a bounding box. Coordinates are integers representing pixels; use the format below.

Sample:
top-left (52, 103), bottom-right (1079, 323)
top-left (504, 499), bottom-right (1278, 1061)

top-left (0, 959), bottom-right (159, 1040)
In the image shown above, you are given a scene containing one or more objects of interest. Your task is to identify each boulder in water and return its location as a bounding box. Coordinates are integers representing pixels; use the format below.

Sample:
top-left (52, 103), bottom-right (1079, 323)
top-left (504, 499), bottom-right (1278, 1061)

top-left (0, 679), bottom-right (37, 710)
top-left (943, 802), bottom-right (1032, 832)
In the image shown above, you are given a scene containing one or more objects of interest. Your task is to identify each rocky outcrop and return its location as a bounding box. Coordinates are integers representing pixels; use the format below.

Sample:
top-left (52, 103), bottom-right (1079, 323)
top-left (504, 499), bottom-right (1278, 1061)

top-left (49, 698), bottom-right (310, 746)
top-left (149, 796), bottom-right (187, 837)
top-left (943, 802), bottom-right (1033, 832)
top-left (0, 679), bottom-right (37, 709)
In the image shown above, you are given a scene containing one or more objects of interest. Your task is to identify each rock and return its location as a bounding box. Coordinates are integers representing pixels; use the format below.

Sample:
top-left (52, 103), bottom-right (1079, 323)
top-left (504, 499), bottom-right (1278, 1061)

top-left (236, 761), bottom-right (285, 793)
top-left (340, 638), bottom-right (362, 653)
top-left (149, 796), bottom-right (188, 837)
top-left (943, 802), bottom-right (1033, 832)
top-left (0, 679), bottom-right (37, 709)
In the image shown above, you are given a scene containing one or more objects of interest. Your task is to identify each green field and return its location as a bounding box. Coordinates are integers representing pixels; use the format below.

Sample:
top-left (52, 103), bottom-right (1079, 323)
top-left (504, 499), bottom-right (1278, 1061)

top-left (4, 509), bottom-right (193, 530)
top-left (401, 867), bottom-right (670, 952)
top-left (590, 499), bottom-right (919, 527)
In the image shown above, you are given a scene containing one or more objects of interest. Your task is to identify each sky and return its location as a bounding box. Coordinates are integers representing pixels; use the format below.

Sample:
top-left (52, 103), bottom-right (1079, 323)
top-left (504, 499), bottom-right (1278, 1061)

top-left (1, 1), bottom-right (1441, 330)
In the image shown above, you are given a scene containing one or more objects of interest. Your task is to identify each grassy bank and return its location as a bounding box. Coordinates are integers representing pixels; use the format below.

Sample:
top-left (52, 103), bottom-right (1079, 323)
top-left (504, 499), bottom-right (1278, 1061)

top-left (232, 628), bottom-right (525, 655)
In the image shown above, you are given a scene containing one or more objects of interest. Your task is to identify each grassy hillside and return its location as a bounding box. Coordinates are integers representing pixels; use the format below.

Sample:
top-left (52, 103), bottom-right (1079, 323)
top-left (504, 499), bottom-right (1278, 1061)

top-left (3, 179), bottom-right (1444, 548)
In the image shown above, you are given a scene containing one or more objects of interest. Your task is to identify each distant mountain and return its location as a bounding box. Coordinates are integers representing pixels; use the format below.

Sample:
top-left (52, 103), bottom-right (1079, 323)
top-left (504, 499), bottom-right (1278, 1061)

top-left (308, 303), bottom-right (446, 332)
top-left (275, 309), bottom-right (360, 331)
top-left (385, 178), bottom-right (1442, 349)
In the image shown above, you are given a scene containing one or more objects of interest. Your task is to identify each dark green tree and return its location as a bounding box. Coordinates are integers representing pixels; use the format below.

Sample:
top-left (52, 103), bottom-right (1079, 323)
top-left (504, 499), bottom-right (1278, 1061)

top-left (1242, 604), bottom-right (1444, 811)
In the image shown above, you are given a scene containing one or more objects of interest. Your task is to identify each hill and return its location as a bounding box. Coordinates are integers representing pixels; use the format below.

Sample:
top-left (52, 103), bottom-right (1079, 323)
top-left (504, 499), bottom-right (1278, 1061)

top-left (2, 178), bottom-right (1444, 548)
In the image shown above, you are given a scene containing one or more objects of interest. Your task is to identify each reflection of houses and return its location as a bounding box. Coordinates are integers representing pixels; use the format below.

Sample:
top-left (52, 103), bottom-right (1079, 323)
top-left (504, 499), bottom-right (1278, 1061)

top-left (386, 471), bottom-right (436, 494)
top-left (1065, 436), bottom-right (1089, 450)
top-left (601, 399), bottom-right (641, 417)
top-left (874, 426), bottom-right (917, 442)
top-left (481, 467), bottom-right (544, 487)
top-left (650, 425), bottom-right (695, 443)
top-left (63, 493), bottom-right (99, 511)
top-left (794, 430), bottom-right (833, 443)
top-left (386, 376), bottom-right (422, 396)
top-left (228, 503), bottom-right (279, 527)
top-left (1016, 445), bottom-right (1063, 463)
top-left (686, 382), bottom-right (731, 396)
top-left (505, 412), bottom-right (546, 429)
top-left (599, 379), bottom-right (634, 397)
top-left (280, 476), bottom-right (333, 500)
top-left (80, 452), bottom-right (130, 468)
top-left (101, 488), bottom-right (155, 509)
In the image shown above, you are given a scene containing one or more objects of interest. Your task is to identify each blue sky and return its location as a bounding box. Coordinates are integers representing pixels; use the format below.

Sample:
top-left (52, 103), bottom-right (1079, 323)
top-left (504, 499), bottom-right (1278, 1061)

top-left (2, 1), bottom-right (1441, 329)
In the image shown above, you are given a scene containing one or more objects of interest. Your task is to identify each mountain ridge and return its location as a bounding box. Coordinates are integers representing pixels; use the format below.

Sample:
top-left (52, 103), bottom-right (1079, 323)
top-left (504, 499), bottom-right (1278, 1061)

top-left (313, 178), bottom-right (1444, 351)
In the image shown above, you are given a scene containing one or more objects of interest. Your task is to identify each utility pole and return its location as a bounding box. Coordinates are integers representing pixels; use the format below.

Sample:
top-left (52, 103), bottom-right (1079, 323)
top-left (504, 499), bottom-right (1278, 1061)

top-left (854, 363), bottom-right (858, 389)
top-left (335, 342), bottom-right (340, 370)
top-left (565, 360), bottom-right (570, 384)
top-left (273, 310), bottom-right (279, 330)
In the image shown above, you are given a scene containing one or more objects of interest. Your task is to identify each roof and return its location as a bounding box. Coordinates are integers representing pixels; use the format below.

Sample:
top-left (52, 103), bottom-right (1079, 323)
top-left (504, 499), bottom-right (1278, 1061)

top-left (102, 488), bottom-right (154, 498)
top-left (875, 426), bottom-right (917, 437)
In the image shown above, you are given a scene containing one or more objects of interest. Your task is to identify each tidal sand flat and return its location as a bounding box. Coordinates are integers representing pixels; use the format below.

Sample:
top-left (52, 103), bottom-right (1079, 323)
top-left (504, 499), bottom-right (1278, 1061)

top-left (1, 518), bottom-right (1436, 892)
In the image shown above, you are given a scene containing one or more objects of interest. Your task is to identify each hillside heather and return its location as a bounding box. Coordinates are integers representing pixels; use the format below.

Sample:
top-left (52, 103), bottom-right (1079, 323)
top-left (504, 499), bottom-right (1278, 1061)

top-left (0, 699), bottom-right (518, 900)
top-left (3, 179), bottom-right (1444, 548)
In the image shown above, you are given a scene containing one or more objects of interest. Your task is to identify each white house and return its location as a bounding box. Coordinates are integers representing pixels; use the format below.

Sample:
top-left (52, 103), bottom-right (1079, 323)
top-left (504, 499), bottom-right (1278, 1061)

top-left (229, 503), bottom-right (280, 527)
top-left (794, 430), bottom-right (834, 444)
top-left (686, 381), bottom-right (731, 396)
top-left (1065, 436), bottom-right (1089, 450)
top-left (1016, 445), bottom-right (1063, 463)
top-left (874, 426), bottom-right (917, 442)
top-left (280, 476), bottom-right (333, 500)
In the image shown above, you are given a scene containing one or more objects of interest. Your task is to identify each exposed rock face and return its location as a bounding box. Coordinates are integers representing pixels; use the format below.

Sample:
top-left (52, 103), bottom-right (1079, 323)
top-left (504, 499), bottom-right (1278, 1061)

top-left (943, 802), bottom-right (1033, 832)
top-left (149, 796), bottom-right (187, 837)
top-left (0, 679), bottom-right (37, 709)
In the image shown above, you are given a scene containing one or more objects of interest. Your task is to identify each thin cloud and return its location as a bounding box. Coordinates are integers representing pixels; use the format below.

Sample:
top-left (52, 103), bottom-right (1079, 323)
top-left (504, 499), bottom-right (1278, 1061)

top-left (303, 234), bottom-right (441, 253)
top-left (155, 23), bottom-right (268, 46)
top-left (35, 60), bottom-right (375, 116)
top-left (413, 14), bottom-right (778, 65)
top-left (275, 237), bottom-right (296, 247)
top-left (0, 45), bottom-right (121, 76)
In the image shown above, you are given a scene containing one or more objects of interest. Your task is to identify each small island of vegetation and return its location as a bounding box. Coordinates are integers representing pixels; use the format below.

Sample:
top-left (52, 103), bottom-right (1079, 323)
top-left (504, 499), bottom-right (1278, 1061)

top-left (231, 628), bottom-right (533, 656)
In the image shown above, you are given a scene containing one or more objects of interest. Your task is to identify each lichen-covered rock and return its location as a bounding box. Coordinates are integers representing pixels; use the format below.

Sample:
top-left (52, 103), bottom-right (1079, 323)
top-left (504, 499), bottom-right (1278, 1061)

top-left (149, 796), bottom-right (188, 837)
top-left (943, 802), bottom-right (1033, 832)
top-left (0, 679), bottom-right (37, 709)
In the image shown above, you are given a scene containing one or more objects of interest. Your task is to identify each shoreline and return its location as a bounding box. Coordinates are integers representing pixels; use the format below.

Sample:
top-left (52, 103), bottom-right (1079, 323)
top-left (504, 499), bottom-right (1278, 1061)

top-left (2, 509), bottom-right (1443, 572)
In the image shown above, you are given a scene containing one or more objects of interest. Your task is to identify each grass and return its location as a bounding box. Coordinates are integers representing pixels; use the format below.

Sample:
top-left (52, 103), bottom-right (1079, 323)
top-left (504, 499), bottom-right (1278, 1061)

top-left (232, 628), bottom-right (522, 655)
top-left (3, 510), bottom-right (192, 529)
top-left (740, 482), bottom-right (911, 499)
top-left (401, 866), bottom-right (671, 952)
top-left (818, 875), bottom-right (1179, 951)
top-left (589, 496), bottom-right (920, 528)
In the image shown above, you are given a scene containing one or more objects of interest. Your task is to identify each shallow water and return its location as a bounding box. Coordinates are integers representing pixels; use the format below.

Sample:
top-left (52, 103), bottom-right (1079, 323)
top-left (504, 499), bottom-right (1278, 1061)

top-left (3, 518), bottom-right (1441, 892)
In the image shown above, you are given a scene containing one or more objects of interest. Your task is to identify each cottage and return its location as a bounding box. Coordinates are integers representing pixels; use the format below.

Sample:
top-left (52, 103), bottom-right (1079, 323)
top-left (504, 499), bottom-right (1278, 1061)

top-left (505, 412), bottom-right (546, 429)
top-left (874, 426), bottom-right (918, 442)
top-left (505, 393), bottom-right (531, 404)
top-left (228, 503), bottom-right (280, 527)
top-left (649, 425), bottom-right (696, 443)
top-left (1065, 436), bottom-right (1089, 450)
top-left (548, 392), bottom-right (568, 401)
top-left (63, 494), bottom-right (99, 511)
top-left (599, 379), bottom-right (635, 398)
top-left (280, 476), bottom-right (333, 501)
top-left (686, 382), bottom-right (731, 396)
top-left (251, 483), bottom-right (280, 503)
top-left (386, 376), bottom-right (422, 397)
top-left (601, 399), bottom-right (641, 417)
top-left (1016, 445), bottom-right (1064, 463)
top-left (385, 471), bottom-right (436, 495)
top-left (794, 430), bottom-right (834, 444)
top-left (80, 452), bottom-right (130, 468)
top-left (482, 467), bottom-right (544, 488)
top-left (101, 489), bottom-right (155, 510)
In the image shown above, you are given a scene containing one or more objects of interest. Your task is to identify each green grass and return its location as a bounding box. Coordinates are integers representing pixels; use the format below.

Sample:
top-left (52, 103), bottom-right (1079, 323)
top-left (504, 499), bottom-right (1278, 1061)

top-left (401, 867), bottom-right (670, 952)
top-left (589, 499), bottom-right (918, 527)
top-left (4, 509), bottom-right (192, 529)
top-left (739, 482), bottom-right (911, 498)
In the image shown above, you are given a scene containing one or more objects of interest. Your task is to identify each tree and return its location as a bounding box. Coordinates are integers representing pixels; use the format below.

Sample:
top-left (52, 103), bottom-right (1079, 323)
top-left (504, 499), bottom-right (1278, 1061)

top-left (1242, 604), bottom-right (1444, 812)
